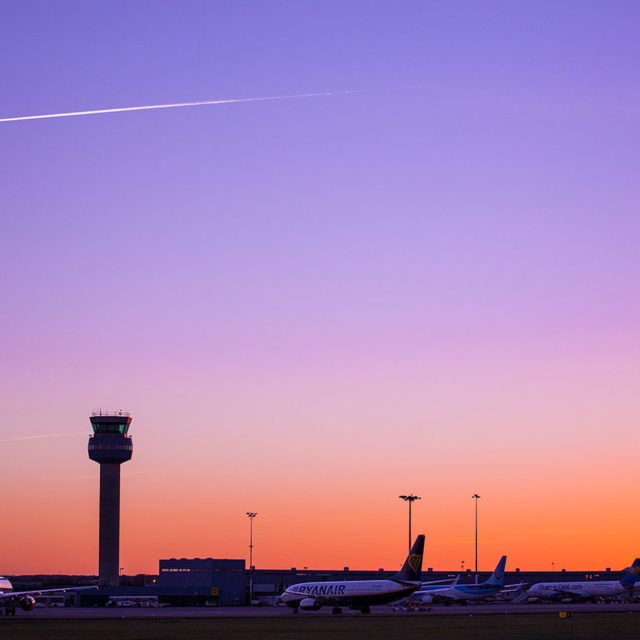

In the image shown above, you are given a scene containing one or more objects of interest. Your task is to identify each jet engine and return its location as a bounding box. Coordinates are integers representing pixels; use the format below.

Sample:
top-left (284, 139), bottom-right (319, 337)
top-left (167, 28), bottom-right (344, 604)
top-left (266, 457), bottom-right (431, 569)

top-left (299, 598), bottom-right (321, 610)
top-left (20, 595), bottom-right (36, 611)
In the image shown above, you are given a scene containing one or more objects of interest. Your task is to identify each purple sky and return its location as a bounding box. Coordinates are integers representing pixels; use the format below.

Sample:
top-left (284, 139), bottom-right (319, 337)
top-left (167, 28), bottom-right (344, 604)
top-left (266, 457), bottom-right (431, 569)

top-left (1, 1), bottom-right (639, 573)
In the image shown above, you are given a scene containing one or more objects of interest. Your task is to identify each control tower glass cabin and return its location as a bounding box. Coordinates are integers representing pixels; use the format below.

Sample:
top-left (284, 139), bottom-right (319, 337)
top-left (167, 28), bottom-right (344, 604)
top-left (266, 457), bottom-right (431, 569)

top-left (88, 412), bottom-right (133, 586)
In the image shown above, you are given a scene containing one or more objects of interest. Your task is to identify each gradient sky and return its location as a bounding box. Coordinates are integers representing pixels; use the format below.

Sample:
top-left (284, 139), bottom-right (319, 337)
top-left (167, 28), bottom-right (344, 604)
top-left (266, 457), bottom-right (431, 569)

top-left (1, 0), bottom-right (639, 576)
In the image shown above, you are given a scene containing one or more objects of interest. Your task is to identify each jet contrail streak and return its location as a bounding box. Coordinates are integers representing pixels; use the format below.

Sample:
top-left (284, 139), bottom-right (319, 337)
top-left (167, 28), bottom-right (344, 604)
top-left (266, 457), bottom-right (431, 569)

top-left (0, 432), bottom-right (86, 443)
top-left (0, 89), bottom-right (363, 123)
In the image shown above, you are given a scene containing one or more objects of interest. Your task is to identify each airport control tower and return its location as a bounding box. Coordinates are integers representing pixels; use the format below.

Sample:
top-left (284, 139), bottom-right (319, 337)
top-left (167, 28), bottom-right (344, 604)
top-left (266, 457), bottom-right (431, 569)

top-left (88, 411), bottom-right (133, 586)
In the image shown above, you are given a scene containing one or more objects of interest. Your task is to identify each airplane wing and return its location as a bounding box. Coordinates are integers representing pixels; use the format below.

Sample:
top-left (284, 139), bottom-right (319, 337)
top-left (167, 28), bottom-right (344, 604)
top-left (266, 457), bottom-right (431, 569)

top-left (501, 582), bottom-right (529, 593)
top-left (420, 576), bottom-right (459, 586)
top-left (0, 586), bottom-right (96, 601)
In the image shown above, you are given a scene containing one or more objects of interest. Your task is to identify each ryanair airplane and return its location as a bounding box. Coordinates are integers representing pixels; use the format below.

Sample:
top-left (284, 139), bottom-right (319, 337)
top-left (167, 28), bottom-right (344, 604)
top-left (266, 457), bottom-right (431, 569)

top-left (280, 534), bottom-right (425, 614)
top-left (0, 577), bottom-right (96, 616)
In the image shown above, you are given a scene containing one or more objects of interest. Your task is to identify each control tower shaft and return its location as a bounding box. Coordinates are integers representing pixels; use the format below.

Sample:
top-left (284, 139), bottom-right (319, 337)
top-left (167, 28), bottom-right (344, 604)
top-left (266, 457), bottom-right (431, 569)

top-left (88, 412), bottom-right (133, 586)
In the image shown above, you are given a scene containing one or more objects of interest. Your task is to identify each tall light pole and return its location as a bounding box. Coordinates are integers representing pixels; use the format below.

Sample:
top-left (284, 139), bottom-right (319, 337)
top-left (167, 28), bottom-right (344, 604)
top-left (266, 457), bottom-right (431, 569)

top-left (246, 512), bottom-right (257, 604)
top-left (472, 494), bottom-right (480, 584)
top-left (398, 494), bottom-right (421, 553)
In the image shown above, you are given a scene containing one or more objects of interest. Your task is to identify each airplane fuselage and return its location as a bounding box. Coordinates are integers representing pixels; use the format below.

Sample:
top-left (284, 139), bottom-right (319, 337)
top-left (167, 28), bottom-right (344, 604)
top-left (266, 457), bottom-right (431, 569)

top-left (414, 583), bottom-right (501, 603)
top-left (527, 581), bottom-right (631, 600)
top-left (281, 579), bottom-right (419, 610)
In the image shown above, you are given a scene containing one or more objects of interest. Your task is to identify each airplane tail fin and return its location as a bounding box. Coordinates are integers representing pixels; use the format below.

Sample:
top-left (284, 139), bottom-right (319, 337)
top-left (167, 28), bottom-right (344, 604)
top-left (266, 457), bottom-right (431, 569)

top-left (485, 555), bottom-right (507, 587)
top-left (392, 535), bottom-right (425, 582)
top-left (620, 558), bottom-right (640, 588)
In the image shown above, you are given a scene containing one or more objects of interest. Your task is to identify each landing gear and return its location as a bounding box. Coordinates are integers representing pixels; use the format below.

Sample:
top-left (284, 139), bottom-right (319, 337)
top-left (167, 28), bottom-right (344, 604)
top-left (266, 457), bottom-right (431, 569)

top-left (3, 607), bottom-right (16, 616)
top-left (332, 606), bottom-right (343, 614)
top-left (360, 605), bottom-right (370, 614)
top-left (292, 607), bottom-right (299, 614)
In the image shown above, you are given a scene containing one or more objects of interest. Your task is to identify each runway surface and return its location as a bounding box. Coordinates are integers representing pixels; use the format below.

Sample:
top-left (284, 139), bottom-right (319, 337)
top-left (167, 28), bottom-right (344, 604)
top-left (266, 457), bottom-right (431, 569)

top-left (9, 602), bottom-right (640, 618)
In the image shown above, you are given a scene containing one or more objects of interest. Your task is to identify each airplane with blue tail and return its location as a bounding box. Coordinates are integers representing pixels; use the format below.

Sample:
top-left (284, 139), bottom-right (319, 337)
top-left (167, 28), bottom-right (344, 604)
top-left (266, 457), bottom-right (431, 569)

top-left (411, 555), bottom-right (507, 604)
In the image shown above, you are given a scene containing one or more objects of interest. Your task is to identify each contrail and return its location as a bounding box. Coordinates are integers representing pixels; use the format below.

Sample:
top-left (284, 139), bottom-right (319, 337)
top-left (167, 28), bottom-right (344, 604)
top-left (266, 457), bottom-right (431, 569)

top-left (0, 88), bottom-right (367, 123)
top-left (0, 432), bottom-right (86, 443)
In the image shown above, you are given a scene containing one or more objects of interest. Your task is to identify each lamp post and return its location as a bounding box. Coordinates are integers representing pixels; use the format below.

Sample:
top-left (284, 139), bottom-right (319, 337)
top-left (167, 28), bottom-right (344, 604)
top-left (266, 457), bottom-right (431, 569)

top-left (472, 494), bottom-right (480, 584)
top-left (398, 494), bottom-right (421, 553)
top-left (246, 512), bottom-right (257, 604)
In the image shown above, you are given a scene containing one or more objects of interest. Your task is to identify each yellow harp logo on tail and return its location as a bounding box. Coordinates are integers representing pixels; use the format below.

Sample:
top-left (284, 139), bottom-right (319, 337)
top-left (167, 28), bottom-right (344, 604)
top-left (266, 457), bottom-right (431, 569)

top-left (408, 554), bottom-right (422, 574)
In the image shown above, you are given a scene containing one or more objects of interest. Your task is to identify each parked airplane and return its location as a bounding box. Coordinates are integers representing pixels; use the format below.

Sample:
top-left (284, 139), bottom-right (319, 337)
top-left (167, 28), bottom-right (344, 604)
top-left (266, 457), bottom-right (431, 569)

top-left (0, 577), bottom-right (96, 616)
top-left (280, 534), bottom-right (425, 614)
top-left (411, 555), bottom-right (507, 604)
top-left (527, 558), bottom-right (640, 602)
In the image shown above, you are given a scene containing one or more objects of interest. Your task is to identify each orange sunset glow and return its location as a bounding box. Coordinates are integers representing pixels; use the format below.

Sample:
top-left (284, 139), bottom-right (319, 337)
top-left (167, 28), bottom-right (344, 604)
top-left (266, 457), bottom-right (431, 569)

top-left (3, 1), bottom-right (640, 581)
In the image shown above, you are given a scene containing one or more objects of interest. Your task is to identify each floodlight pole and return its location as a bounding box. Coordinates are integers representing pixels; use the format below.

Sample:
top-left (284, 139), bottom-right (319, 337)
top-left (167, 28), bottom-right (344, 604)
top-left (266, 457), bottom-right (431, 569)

top-left (246, 512), bottom-right (257, 604)
top-left (398, 494), bottom-right (421, 553)
top-left (472, 494), bottom-right (481, 584)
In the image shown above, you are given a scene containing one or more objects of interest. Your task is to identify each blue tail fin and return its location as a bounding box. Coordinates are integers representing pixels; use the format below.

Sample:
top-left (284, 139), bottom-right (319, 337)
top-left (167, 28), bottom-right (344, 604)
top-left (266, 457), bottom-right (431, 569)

top-left (392, 535), bottom-right (425, 582)
top-left (484, 555), bottom-right (507, 587)
top-left (620, 558), bottom-right (640, 587)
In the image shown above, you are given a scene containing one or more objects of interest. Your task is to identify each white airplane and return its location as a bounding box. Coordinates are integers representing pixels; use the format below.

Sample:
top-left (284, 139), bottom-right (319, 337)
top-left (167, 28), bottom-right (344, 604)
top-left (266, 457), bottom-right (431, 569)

top-left (527, 558), bottom-right (640, 602)
top-left (0, 576), bottom-right (96, 616)
top-left (411, 555), bottom-right (507, 604)
top-left (280, 534), bottom-right (425, 614)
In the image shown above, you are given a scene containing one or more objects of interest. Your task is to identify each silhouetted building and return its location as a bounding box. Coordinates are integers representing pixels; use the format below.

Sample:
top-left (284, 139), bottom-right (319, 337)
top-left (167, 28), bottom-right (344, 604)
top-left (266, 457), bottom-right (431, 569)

top-left (159, 558), bottom-right (246, 605)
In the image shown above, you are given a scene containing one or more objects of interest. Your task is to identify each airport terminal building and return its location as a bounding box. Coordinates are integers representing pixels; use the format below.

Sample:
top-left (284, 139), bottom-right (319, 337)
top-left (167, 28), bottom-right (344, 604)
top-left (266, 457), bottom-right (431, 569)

top-left (158, 558), bottom-right (246, 606)
top-left (61, 559), bottom-right (626, 607)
